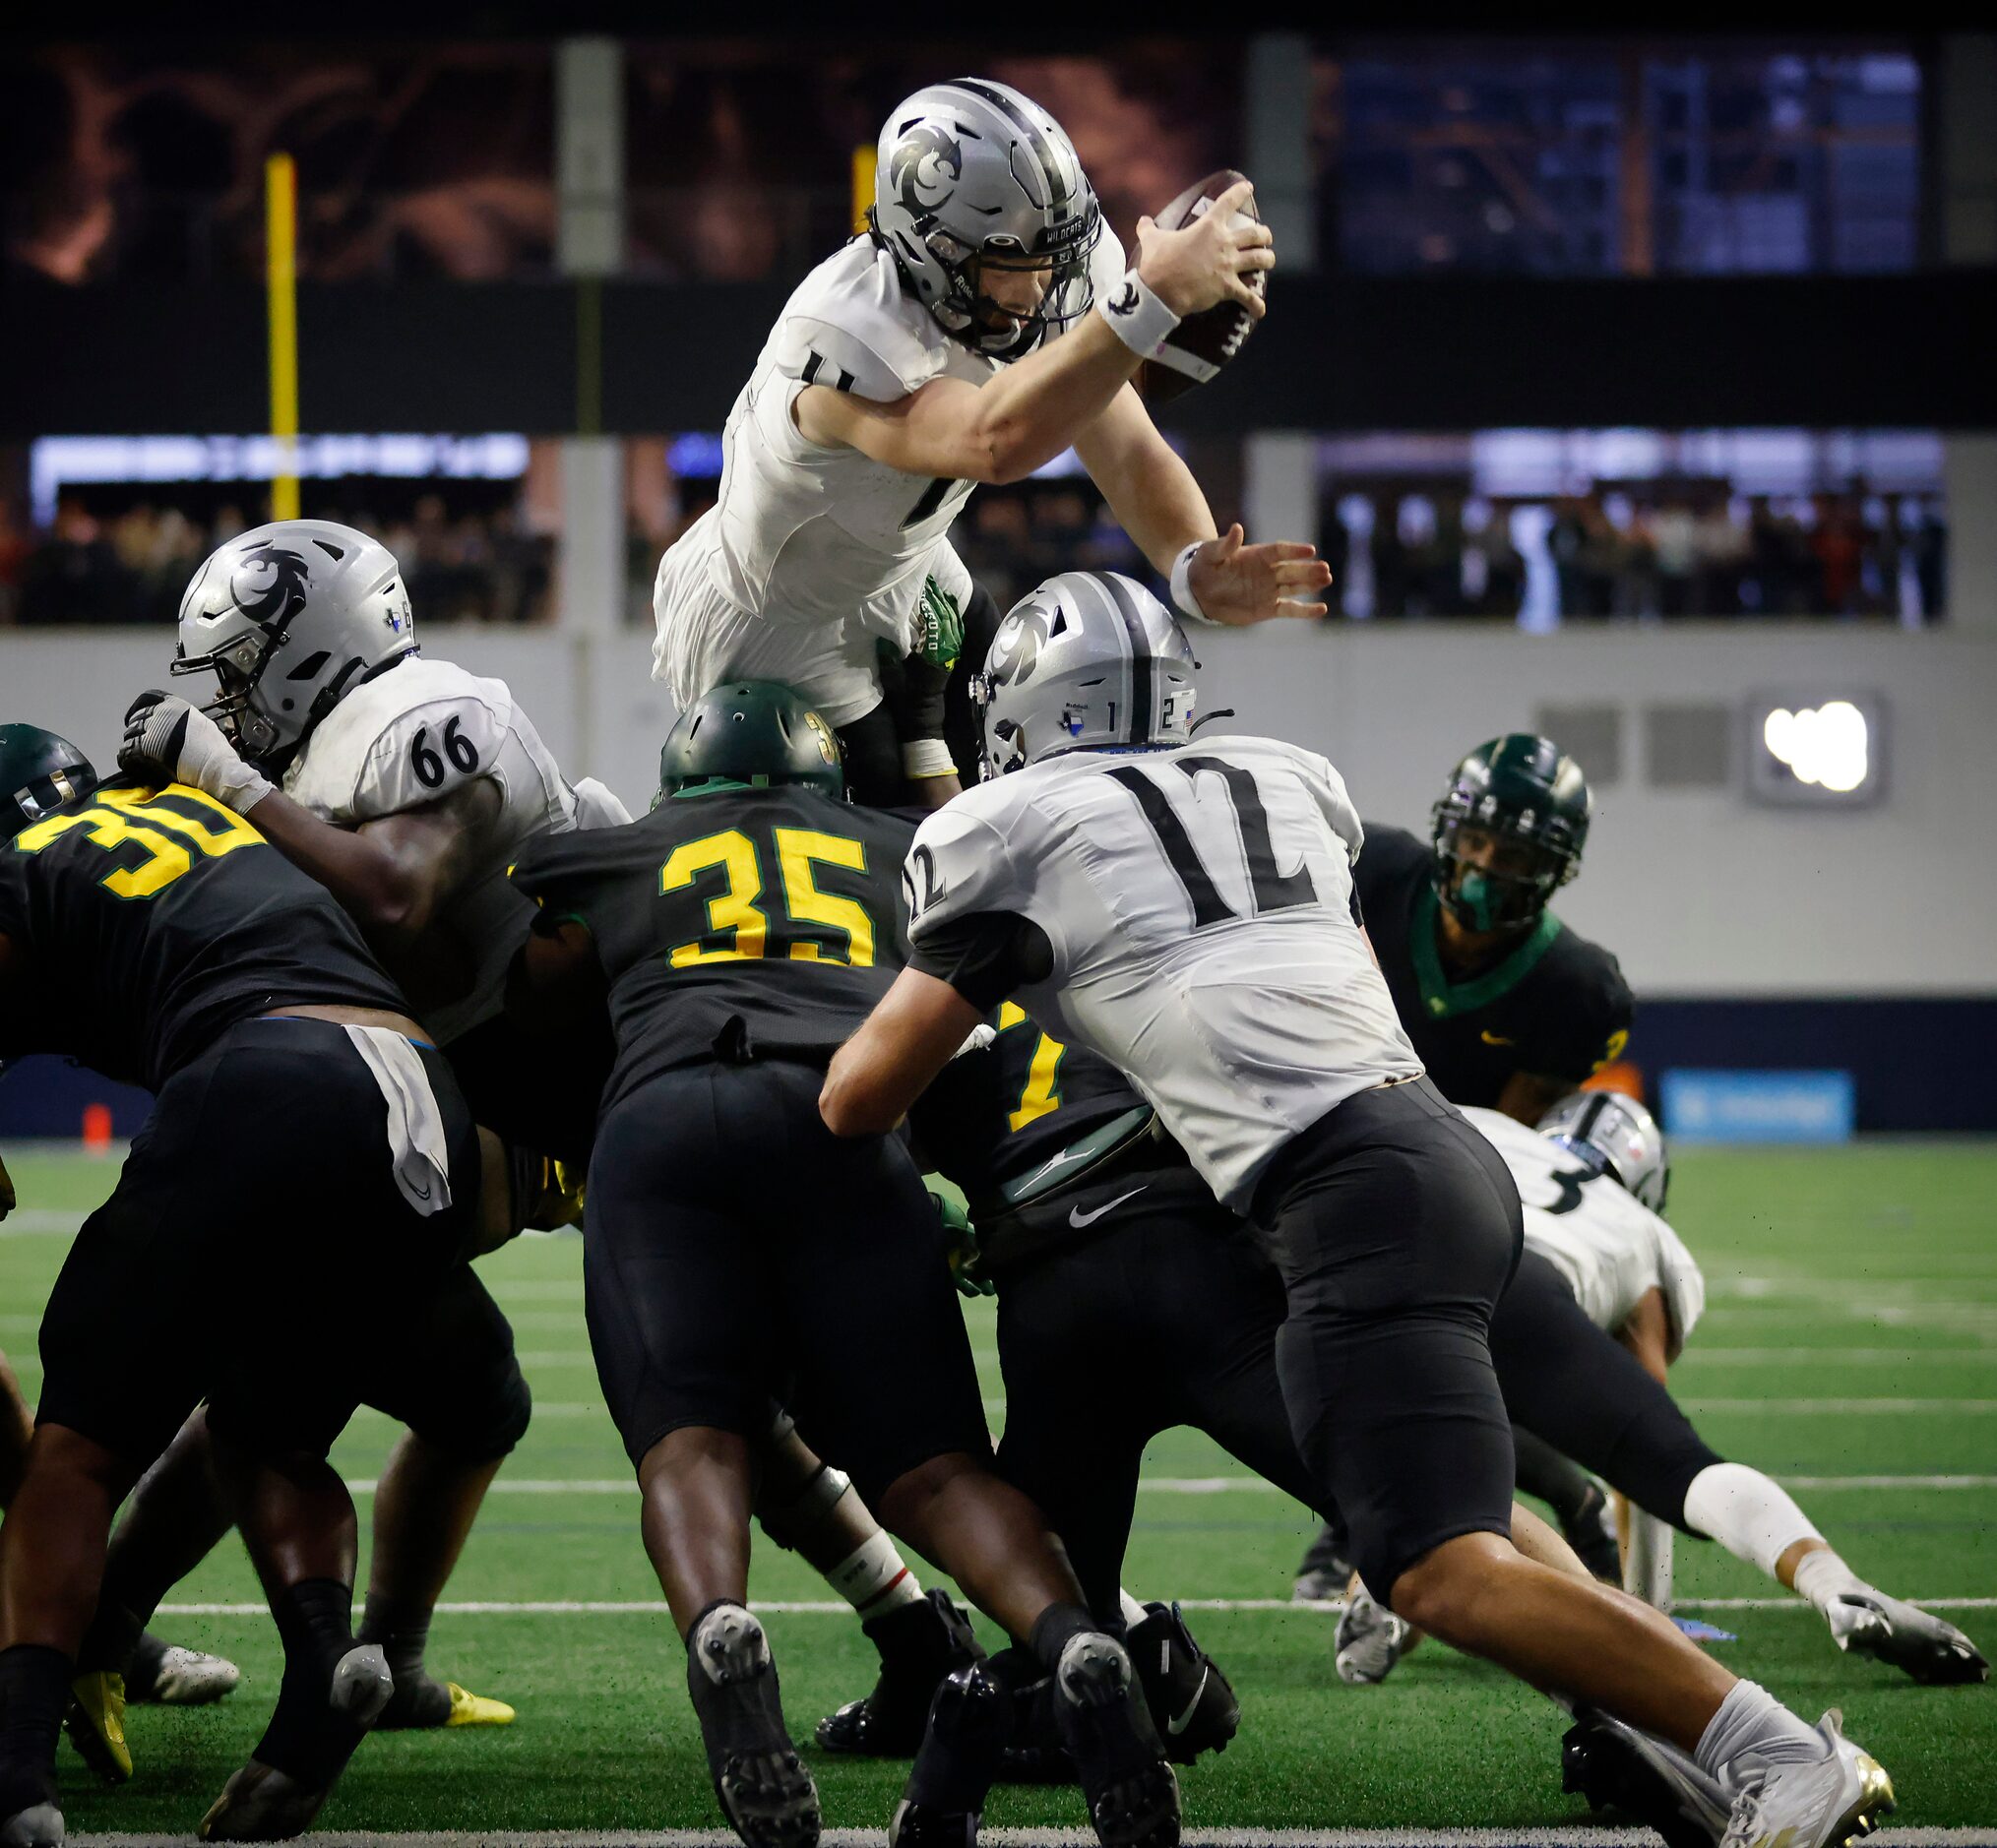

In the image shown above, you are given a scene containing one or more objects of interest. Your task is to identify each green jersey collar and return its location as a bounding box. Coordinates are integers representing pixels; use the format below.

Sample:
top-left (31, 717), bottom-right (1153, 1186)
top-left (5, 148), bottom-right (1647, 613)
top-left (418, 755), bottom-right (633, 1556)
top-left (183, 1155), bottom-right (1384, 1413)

top-left (1411, 886), bottom-right (1564, 1019)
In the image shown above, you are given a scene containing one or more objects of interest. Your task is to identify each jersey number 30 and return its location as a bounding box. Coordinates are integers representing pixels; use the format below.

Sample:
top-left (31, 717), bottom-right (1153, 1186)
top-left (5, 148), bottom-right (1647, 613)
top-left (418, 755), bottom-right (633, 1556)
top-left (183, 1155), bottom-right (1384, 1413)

top-left (1108, 757), bottom-right (1318, 928)
top-left (658, 828), bottom-right (876, 968)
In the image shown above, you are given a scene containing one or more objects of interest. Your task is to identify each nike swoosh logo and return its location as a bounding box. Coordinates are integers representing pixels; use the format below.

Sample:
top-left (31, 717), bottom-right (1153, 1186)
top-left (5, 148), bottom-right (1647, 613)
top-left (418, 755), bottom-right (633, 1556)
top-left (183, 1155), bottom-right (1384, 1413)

top-left (1166, 1664), bottom-right (1210, 1735)
top-left (1480, 1030), bottom-right (1516, 1046)
top-left (1019, 1144), bottom-right (1093, 1191)
top-left (1068, 1186), bottom-right (1147, 1230)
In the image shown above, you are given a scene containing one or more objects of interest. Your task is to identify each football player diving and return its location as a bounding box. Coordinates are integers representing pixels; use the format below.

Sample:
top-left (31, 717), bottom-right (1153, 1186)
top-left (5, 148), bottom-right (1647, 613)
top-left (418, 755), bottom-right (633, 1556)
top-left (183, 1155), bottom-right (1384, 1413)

top-left (823, 571), bottom-right (1898, 1848)
top-left (1293, 733), bottom-right (1636, 1600)
top-left (0, 724), bottom-right (498, 1845)
top-left (507, 680), bottom-right (1184, 1848)
top-left (651, 77), bottom-right (1328, 811)
top-left (113, 519), bottom-right (981, 1767)
top-left (1337, 1092), bottom-right (1988, 1710)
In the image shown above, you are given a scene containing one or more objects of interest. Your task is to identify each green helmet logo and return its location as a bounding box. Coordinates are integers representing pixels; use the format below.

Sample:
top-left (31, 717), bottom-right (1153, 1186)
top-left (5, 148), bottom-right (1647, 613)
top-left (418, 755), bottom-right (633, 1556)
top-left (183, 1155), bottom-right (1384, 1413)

top-left (1431, 732), bottom-right (1591, 932)
top-left (0, 724), bottom-right (98, 841)
top-left (656, 682), bottom-right (844, 803)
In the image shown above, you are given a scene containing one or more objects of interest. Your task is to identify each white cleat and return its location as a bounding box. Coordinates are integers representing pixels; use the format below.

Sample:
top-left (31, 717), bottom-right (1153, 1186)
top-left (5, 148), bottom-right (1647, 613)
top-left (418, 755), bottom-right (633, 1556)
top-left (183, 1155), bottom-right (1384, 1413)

top-left (1824, 1589), bottom-right (1989, 1686)
top-left (139, 1645), bottom-right (243, 1706)
top-left (0, 1803), bottom-right (63, 1848)
top-left (1334, 1586), bottom-right (1412, 1687)
top-left (1719, 1710), bottom-right (1895, 1848)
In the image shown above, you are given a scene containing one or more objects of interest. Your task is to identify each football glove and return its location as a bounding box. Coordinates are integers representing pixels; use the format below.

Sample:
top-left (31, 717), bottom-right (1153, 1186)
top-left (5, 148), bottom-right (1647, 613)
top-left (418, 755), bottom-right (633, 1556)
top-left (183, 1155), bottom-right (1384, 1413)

top-left (119, 692), bottom-right (274, 815)
top-left (926, 1175), bottom-right (995, 1298)
top-left (913, 576), bottom-right (965, 670)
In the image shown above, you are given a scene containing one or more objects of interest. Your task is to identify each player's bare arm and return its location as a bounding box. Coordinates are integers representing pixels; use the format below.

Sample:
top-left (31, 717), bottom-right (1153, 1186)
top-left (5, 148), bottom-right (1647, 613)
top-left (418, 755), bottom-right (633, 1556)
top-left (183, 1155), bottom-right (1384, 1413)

top-left (794, 182), bottom-right (1270, 486)
top-left (1073, 386), bottom-right (1331, 624)
top-left (1616, 1285), bottom-right (1677, 1383)
top-left (821, 967), bottom-right (984, 1138)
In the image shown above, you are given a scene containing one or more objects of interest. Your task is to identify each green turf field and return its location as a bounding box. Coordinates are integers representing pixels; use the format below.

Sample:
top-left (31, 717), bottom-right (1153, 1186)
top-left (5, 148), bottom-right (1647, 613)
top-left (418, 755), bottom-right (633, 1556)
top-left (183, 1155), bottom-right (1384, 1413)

top-left (1, 1140), bottom-right (1992, 1836)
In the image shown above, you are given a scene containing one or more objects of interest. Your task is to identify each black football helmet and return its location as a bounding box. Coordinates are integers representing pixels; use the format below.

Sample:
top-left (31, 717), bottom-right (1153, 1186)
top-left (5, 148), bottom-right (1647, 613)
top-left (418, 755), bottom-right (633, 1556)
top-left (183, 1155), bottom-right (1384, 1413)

top-left (656, 681), bottom-right (845, 804)
top-left (0, 724), bottom-right (98, 840)
top-left (1431, 733), bottom-right (1591, 932)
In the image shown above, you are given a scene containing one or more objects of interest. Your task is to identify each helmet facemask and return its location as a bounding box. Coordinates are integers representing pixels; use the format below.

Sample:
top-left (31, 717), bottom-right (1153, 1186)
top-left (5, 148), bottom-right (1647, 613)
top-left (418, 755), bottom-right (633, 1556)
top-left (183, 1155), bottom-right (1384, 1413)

top-left (1433, 816), bottom-right (1574, 932)
top-left (171, 626), bottom-right (288, 765)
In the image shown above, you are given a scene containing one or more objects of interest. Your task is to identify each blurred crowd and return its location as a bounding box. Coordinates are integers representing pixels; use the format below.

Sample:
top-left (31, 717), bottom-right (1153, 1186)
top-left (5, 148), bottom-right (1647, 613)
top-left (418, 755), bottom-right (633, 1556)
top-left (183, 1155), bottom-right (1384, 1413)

top-left (1325, 488), bottom-right (1947, 623)
top-left (0, 497), bottom-right (555, 628)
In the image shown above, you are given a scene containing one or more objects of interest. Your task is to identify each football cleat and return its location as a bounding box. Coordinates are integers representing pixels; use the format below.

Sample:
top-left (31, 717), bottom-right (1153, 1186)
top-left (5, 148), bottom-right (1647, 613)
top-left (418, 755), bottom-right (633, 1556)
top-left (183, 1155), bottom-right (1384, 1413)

top-left (375, 1672), bottom-right (516, 1729)
top-left (125, 1636), bottom-right (241, 1706)
top-left (64, 1671), bottom-right (131, 1783)
top-left (1291, 1521), bottom-right (1352, 1603)
top-left (1717, 1710), bottom-right (1894, 1848)
top-left (818, 1589), bottom-right (985, 1757)
top-left (687, 1604), bottom-right (819, 1848)
top-left (1565, 1482), bottom-right (1625, 1585)
top-left (1334, 1586), bottom-right (1413, 1687)
top-left (1824, 1590), bottom-right (1989, 1686)
top-left (1563, 1707), bottom-right (1732, 1848)
top-left (1126, 1602), bottom-right (1239, 1765)
top-left (1050, 1632), bottom-right (1180, 1848)
top-left (198, 1642), bottom-right (392, 1841)
top-left (443, 1681), bottom-right (516, 1725)
top-left (891, 1661), bottom-right (1014, 1848)
top-left (0, 1803), bottom-right (63, 1848)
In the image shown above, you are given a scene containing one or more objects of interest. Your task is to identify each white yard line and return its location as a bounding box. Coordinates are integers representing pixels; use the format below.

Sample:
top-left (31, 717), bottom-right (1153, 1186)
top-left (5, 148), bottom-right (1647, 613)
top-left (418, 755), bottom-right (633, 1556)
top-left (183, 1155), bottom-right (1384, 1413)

top-left (155, 1595), bottom-right (1997, 1618)
top-left (1680, 1397), bottom-right (1997, 1413)
top-left (60, 1832), bottom-right (1997, 1848)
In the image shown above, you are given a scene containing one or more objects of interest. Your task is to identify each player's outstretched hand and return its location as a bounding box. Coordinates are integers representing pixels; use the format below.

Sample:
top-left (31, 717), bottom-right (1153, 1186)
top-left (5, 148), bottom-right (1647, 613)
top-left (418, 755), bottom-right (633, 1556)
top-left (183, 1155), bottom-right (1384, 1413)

top-left (1188, 524), bottom-right (1333, 625)
top-left (119, 692), bottom-right (273, 814)
top-left (1135, 180), bottom-right (1273, 320)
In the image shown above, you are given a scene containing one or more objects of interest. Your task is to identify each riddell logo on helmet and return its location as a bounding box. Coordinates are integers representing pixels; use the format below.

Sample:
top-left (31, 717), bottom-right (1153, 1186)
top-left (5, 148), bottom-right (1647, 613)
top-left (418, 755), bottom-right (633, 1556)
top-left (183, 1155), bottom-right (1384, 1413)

top-left (891, 126), bottom-right (963, 212)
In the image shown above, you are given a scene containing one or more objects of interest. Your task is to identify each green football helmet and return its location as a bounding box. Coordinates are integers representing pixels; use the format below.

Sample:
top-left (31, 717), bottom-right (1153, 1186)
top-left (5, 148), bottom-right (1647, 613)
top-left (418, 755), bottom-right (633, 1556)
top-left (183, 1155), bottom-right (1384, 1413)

top-left (1430, 732), bottom-right (1591, 932)
top-left (657, 681), bottom-right (845, 802)
top-left (0, 724), bottom-right (98, 840)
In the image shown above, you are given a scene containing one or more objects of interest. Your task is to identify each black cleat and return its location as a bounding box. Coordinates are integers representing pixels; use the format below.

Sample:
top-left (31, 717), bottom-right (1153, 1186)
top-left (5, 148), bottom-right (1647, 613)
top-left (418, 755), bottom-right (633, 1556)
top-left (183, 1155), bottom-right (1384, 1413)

top-left (1126, 1603), bottom-right (1239, 1765)
top-left (1563, 1708), bottom-right (1730, 1848)
top-left (1291, 1519), bottom-right (1352, 1602)
top-left (1565, 1483), bottom-right (1625, 1585)
top-left (1051, 1632), bottom-right (1180, 1848)
top-left (891, 1662), bottom-right (1014, 1848)
top-left (818, 1589), bottom-right (985, 1757)
top-left (687, 1605), bottom-right (819, 1848)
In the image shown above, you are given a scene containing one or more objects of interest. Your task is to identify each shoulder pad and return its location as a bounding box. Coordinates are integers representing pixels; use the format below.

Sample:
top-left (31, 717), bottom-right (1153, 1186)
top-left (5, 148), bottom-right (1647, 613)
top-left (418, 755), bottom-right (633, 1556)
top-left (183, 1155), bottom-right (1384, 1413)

top-left (904, 795), bottom-right (1023, 942)
top-left (335, 694), bottom-right (508, 822)
top-left (777, 244), bottom-right (953, 402)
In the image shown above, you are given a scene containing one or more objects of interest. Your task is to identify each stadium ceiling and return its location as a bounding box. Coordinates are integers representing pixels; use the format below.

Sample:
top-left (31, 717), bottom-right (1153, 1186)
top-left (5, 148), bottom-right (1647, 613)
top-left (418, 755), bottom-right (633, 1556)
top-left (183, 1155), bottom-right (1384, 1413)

top-left (7, 0), bottom-right (1991, 40)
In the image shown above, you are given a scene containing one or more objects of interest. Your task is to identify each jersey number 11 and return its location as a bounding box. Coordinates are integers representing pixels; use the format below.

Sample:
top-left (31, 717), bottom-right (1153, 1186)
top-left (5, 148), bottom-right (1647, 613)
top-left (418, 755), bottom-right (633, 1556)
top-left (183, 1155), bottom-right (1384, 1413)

top-left (1107, 757), bottom-right (1318, 928)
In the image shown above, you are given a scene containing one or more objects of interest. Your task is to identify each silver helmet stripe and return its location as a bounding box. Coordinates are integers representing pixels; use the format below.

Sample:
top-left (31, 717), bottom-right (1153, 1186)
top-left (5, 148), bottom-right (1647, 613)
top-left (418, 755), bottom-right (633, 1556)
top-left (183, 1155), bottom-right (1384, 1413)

top-left (1097, 570), bottom-right (1155, 746)
top-left (953, 80), bottom-right (1074, 215)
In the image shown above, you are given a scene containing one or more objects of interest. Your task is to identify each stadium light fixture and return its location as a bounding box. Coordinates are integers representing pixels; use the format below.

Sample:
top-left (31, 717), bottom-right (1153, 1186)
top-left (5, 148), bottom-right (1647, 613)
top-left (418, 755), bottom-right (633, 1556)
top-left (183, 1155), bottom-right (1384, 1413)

top-left (1745, 692), bottom-right (1886, 807)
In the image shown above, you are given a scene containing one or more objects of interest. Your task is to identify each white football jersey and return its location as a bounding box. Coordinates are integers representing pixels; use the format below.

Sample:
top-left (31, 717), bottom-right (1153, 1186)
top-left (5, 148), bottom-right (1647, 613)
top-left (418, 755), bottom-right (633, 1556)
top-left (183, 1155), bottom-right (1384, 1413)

top-left (283, 654), bottom-right (630, 1044)
top-left (1463, 1105), bottom-right (1707, 1349)
top-left (905, 737), bottom-right (1423, 1210)
top-left (655, 227), bottom-right (1128, 665)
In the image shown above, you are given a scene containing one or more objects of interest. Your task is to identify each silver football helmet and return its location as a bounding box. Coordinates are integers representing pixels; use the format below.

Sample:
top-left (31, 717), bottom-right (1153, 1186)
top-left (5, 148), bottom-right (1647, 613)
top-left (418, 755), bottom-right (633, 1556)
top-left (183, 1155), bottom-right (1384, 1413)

top-left (970, 572), bottom-right (1199, 778)
top-left (1540, 1089), bottom-right (1670, 1214)
top-left (171, 520), bottom-right (414, 765)
top-left (869, 78), bottom-right (1101, 359)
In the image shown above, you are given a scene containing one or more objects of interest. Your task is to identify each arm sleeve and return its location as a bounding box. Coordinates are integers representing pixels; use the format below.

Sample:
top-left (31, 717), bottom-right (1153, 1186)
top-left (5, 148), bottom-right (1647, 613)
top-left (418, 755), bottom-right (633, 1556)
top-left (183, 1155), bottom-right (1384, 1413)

top-left (906, 911), bottom-right (1054, 1013)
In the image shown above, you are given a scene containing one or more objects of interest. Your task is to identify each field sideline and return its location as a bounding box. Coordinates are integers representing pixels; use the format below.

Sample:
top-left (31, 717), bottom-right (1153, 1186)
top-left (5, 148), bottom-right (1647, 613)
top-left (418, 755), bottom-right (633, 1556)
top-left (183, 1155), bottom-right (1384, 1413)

top-left (1, 1140), bottom-right (1992, 1835)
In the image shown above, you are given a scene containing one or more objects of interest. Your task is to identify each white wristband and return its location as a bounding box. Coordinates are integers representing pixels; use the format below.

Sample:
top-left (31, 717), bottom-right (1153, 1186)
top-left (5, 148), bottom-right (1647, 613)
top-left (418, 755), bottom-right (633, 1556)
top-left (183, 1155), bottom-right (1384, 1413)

top-left (902, 737), bottom-right (958, 781)
top-left (1169, 540), bottom-right (1216, 625)
top-left (1096, 269), bottom-right (1180, 358)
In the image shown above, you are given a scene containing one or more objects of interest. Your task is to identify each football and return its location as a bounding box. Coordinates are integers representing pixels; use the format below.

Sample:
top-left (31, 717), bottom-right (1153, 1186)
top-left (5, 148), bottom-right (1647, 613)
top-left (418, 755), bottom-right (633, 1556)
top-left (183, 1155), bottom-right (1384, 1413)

top-left (1137, 167), bottom-right (1267, 406)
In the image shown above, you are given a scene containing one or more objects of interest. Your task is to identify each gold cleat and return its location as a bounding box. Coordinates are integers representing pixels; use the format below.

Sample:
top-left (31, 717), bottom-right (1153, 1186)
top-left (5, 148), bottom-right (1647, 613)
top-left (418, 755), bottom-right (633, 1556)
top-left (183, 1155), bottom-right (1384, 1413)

top-left (444, 1682), bottom-right (515, 1727)
top-left (64, 1669), bottom-right (131, 1783)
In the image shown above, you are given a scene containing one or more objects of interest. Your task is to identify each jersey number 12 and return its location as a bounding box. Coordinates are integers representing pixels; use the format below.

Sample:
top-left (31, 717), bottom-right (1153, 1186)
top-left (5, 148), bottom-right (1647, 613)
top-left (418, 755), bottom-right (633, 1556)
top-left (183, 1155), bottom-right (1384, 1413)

top-left (1107, 757), bottom-right (1318, 928)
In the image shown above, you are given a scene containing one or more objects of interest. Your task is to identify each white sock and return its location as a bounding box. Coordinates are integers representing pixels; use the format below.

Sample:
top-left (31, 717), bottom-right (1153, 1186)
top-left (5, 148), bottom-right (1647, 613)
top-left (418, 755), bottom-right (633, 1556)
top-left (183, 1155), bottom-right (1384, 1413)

top-left (1117, 1589), bottom-right (1150, 1630)
top-left (1695, 1680), bottom-right (1828, 1791)
top-left (1681, 1462), bottom-right (1822, 1580)
top-left (1790, 1547), bottom-right (1870, 1616)
top-left (825, 1531), bottom-right (923, 1623)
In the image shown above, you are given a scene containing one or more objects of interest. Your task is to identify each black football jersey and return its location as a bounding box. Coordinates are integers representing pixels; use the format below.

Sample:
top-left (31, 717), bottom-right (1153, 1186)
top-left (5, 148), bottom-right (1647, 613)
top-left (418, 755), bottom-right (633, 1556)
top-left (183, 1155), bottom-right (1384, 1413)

top-left (0, 778), bottom-right (407, 1091)
top-left (510, 785), bottom-right (914, 1111)
top-left (1356, 823), bottom-right (1634, 1109)
top-left (912, 1005), bottom-right (1151, 1214)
